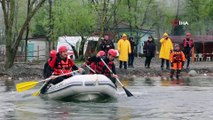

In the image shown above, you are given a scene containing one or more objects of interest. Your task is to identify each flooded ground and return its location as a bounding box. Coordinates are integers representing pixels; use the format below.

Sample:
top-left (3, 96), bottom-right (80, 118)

top-left (0, 76), bottom-right (213, 120)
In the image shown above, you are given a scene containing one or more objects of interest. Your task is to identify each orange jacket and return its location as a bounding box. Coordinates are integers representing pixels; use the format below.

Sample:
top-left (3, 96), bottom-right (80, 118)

top-left (170, 51), bottom-right (186, 70)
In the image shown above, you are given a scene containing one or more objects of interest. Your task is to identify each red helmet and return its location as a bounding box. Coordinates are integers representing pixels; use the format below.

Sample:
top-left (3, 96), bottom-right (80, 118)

top-left (58, 46), bottom-right (68, 53)
top-left (97, 51), bottom-right (105, 57)
top-left (49, 50), bottom-right (57, 57)
top-left (186, 32), bottom-right (191, 36)
top-left (108, 49), bottom-right (117, 57)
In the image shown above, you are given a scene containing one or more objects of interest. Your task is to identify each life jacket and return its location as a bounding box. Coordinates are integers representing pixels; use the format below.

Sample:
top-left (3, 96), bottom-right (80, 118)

top-left (104, 61), bottom-right (114, 77)
top-left (96, 59), bottom-right (114, 77)
top-left (172, 51), bottom-right (183, 63)
top-left (90, 62), bottom-right (97, 74)
top-left (53, 57), bottom-right (74, 75)
top-left (183, 39), bottom-right (193, 47)
top-left (96, 61), bottom-right (105, 74)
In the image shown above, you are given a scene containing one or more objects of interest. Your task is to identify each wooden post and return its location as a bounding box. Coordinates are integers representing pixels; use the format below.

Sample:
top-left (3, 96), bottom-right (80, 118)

top-left (191, 47), bottom-right (194, 63)
top-left (37, 45), bottom-right (39, 60)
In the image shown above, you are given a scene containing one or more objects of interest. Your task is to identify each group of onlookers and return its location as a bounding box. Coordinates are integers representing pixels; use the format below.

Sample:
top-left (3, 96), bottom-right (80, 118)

top-left (159, 32), bottom-right (194, 79)
top-left (98, 32), bottom-right (194, 79)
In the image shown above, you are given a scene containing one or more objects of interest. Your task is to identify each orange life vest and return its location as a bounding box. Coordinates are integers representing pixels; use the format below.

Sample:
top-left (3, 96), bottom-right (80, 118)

top-left (170, 51), bottom-right (186, 70)
top-left (53, 58), bottom-right (74, 75)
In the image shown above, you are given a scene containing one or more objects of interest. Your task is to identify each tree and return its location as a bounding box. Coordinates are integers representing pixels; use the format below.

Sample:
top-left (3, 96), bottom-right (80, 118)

top-left (52, 0), bottom-right (97, 59)
top-left (1, 0), bottom-right (46, 69)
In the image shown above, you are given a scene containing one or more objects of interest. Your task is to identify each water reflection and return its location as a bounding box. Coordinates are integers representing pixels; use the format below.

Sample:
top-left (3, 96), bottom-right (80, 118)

top-left (4, 79), bottom-right (15, 92)
top-left (144, 77), bottom-right (154, 86)
top-left (160, 77), bottom-right (191, 86)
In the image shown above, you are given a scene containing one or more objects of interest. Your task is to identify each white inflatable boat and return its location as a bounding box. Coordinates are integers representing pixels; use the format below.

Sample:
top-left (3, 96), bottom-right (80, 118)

top-left (44, 74), bottom-right (117, 101)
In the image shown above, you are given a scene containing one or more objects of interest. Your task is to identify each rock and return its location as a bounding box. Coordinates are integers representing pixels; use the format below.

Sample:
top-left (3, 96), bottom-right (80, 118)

top-left (188, 70), bottom-right (197, 76)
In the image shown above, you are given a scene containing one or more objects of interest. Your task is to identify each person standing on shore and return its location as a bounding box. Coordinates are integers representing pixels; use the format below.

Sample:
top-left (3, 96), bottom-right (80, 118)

top-left (117, 34), bottom-right (131, 69)
top-left (128, 37), bottom-right (136, 68)
top-left (144, 36), bottom-right (156, 68)
top-left (183, 32), bottom-right (194, 70)
top-left (170, 44), bottom-right (186, 79)
top-left (99, 35), bottom-right (115, 55)
top-left (159, 33), bottom-right (173, 70)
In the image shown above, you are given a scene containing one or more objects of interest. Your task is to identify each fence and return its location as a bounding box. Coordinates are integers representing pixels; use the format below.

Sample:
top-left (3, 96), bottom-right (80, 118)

top-left (0, 47), bottom-right (48, 63)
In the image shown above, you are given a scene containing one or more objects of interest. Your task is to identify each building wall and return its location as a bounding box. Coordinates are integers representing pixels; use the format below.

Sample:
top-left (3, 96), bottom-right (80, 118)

top-left (27, 38), bottom-right (47, 61)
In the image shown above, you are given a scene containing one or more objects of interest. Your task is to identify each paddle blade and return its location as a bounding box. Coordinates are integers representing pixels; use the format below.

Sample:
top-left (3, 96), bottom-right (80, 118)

top-left (32, 91), bottom-right (40, 96)
top-left (122, 86), bottom-right (134, 97)
top-left (16, 81), bottom-right (38, 92)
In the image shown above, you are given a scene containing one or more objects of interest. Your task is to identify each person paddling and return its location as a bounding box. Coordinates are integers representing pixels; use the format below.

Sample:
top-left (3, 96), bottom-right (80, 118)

top-left (84, 49), bottom-right (118, 85)
top-left (84, 50), bottom-right (106, 74)
top-left (40, 46), bottom-right (83, 94)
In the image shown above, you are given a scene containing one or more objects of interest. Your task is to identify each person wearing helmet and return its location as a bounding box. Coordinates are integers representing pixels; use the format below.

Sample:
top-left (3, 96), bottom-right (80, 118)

top-left (99, 35), bottom-right (115, 54)
top-left (84, 49), bottom-right (118, 85)
top-left (170, 44), bottom-right (186, 79)
top-left (43, 50), bottom-right (57, 79)
top-left (84, 50), bottom-right (106, 74)
top-left (159, 33), bottom-right (173, 70)
top-left (117, 33), bottom-right (131, 69)
top-left (183, 32), bottom-right (194, 70)
top-left (40, 46), bottom-right (84, 94)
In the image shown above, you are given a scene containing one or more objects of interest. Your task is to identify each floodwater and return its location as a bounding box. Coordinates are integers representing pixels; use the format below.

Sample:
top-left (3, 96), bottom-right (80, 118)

top-left (1, 76), bottom-right (213, 120)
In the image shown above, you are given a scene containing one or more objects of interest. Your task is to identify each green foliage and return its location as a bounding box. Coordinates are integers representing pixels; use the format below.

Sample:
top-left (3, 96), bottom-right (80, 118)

top-left (53, 0), bottom-right (97, 37)
top-left (31, 6), bottom-right (49, 37)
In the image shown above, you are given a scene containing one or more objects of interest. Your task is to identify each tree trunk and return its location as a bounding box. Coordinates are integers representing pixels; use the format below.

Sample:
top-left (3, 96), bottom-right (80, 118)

top-left (127, 0), bottom-right (132, 33)
top-left (1, 0), bottom-right (46, 69)
top-left (4, 46), bottom-right (16, 69)
top-left (64, 38), bottom-right (79, 59)
top-left (79, 36), bottom-right (87, 60)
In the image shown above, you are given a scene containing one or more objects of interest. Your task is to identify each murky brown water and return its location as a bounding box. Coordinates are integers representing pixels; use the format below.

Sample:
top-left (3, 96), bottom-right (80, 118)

top-left (1, 76), bottom-right (213, 120)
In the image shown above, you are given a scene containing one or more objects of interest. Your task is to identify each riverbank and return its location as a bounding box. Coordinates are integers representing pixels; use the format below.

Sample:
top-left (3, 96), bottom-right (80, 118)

top-left (0, 57), bottom-right (212, 80)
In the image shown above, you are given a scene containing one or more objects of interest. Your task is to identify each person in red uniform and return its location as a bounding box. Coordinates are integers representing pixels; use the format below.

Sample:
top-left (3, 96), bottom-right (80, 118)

top-left (170, 44), bottom-right (186, 79)
top-left (84, 49), bottom-right (118, 85)
top-left (40, 46), bottom-right (83, 94)
top-left (183, 32), bottom-right (194, 70)
top-left (84, 50), bottom-right (106, 74)
top-left (43, 50), bottom-right (57, 78)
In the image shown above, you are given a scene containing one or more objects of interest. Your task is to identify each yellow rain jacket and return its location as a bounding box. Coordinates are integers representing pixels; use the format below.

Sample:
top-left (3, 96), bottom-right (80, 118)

top-left (159, 33), bottom-right (173, 60)
top-left (117, 39), bottom-right (131, 61)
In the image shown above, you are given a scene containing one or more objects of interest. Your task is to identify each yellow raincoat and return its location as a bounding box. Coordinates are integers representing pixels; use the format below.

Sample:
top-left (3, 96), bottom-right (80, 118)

top-left (117, 37), bottom-right (131, 61)
top-left (159, 33), bottom-right (173, 60)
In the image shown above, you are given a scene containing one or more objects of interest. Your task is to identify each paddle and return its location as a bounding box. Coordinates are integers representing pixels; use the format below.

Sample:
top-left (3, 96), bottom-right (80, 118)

top-left (32, 70), bottom-right (79, 96)
top-left (100, 58), bottom-right (134, 97)
top-left (16, 78), bottom-right (51, 92)
top-left (16, 70), bottom-right (79, 93)
top-left (85, 64), bottom-right (96, 73)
